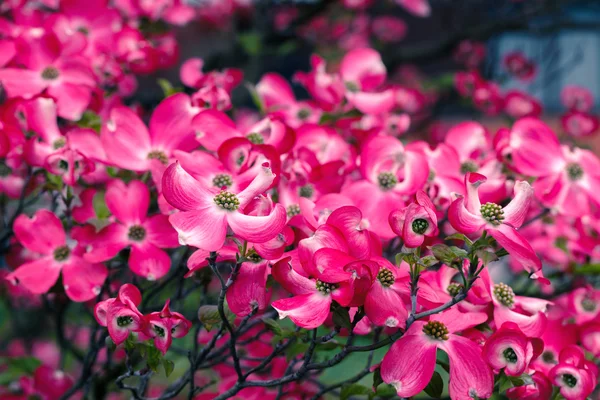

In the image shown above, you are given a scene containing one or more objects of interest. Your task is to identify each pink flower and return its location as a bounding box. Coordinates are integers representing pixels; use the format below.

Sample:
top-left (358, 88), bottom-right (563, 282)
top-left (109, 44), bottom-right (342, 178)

top-left (162, 161), bottom-right (286, 251)
top-left (503, 51), bottom-right (537, 81)
top-left (448, 172), bottom-right (546, 283)
top-left (294, 55), bottom-right (345, 112)
top-left (6, 210), bottom-right (107, 302)
top-left (395, 0), bottom-right (431, 17)
top-left (381, 308), bottom-right (493, 399)
top-left (561, 85), bottom-right (594, 112)
top-left (8, 365), bottom-right (73, 400)
top-left (0, 33), bottom-right (95, 120)
top-left (506, 372), bottom-right (553, 400)
top-left (94, 284), bottom-right (145, 345)
top-left (371, 17), bottom-right (407, 43)
top-left (389, 190), bottom-right (439, 247)
top-left (504, 90), bottom-right (542, 119)
top-left (144, 299), bottom-right (191, 355)
top-left (227, 259), bottom-right (269, 317)
top-left (340, 48), bottom-right (395, 115)
top-left (548, 345), bottom-right (598, 400)
top-left (482, 322), bottom-right (543, 376)
top-left (83, 180), bottom-right (179, 280)
top-left (561, 111), bottom-right (599, 138)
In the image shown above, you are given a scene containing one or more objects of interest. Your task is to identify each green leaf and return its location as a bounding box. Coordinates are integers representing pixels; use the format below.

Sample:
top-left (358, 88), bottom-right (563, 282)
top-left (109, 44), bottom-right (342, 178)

top-left (277, 41), bottom-right (298, 55)
top-left (497, 373), bottom-right (513, 393)
top-left (262, 318), bottom-right (284, 336)
top-left (238, 33), bottom-right (262, 56)
top-left (146, 345), bottom-right (162, 372)
top-left (419, 255), bottom-right (438, 268)
top-left (574, 264), bottom-right (600, 275)
top-left (45, 172), bottom-right (64, 191)
top-left (340, 383), bottom-right (371, 400)
top-left (375, 384), bottom-right (396, 398)
top-left (475, 248), bottom-right (499, 266)
top-left (157, 78), bottom-right (182, 97)
top-left (423, 371), bottom-right (443, 398)
top-left (92, 191), bottom-right (110, 220)
top-left (162, 359), bottom-right (175, 377)
top-left (76, 110), bottom-right (102, 133)
top-left (331, 305), bottom-right (352, 330)
top-left (509, 373), bottom-right (534, 387)
top-left (372, 367), bottom-right (383, 390)
top-left (198, 305), bottom-right (221, 331)
top-left (0, 356), bottom-right (41, 375)
top-left (245, 83), bottom-right (265, 114)
top-left (445, 233), bottom-right (473, 245)
top-left (286, 342), bottom-right (309, 362)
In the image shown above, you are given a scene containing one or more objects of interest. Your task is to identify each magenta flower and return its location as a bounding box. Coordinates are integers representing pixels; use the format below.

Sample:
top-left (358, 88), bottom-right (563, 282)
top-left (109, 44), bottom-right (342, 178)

top-left (389, 190), bottom-right (439, 248)
top-left (226, 259), bottom-right (269, 317)
top-left (381, 307), bottom-right (493, 399)
top-left (548, 345), bottom-right (598, 400)
top-left (84, 180), bottom-right (179, 280)
top-left (144, 299), bottom-right (191, 355)
top-left (162, 161), bottom-right (286, 252)
top-left (561, 85), bottom-right (594, 112)
top-left (6, 210), bottom-right (107, 302)
top-left (482, 322), bottom-right (543, 377)
top-left (94, 284), bottom-right (145, 346)
top-left (448, 172), bottom-right (547, 283)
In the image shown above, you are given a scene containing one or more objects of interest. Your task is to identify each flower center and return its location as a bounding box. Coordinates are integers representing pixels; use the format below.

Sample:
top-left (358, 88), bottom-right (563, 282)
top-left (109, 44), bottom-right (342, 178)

top-left (542, 351), bottom-right (556, 364)
top-left (422, 321), bottom-right (449, 341)
top-left (41, 66), bottom-right (60, 80)
top-left (566, 163), bottom-right (584, 181)
top-left (447, 282), bottom-right (464, 297)
top-left (246, 132), bottom-right (264, 144)
top-left (53, 246), bottom-right (70, 262)
top-left (503, 347), bottom-right (518, 363)
top-left (480, 202), bottom-right (504, 225)
top-left (299, 184), bottom-right (314, 198)
top-left (154, 325), bottom-right (166, 337)
top-left (287, 204), bottom-right (301, 217)
top-left (147, 150), bottom-right (168, 165)
top-left (315, 280), bottom-right (338, 294)
top-left (460, 161), bottom-right (479, 174)
top-left (117, 316), bottom-right (133, 327)
top-left (377, 268), bottom-right (395, 287)
top-left (377, 172), bottom-right (397, 190)
top-left (53, 138), bottom-right (66, 150)
top-left (297, 109), bottom-right (310, 120)
top-left (246, 248), bottom-right (262, 263)
top-left (493, 283), bottom-right (515, 308)
top-left (214, 190), bottom-right (240, 211)
top-left (562, 374), bottom-right (577, 388)
top-left (0, 162), bottom-right (12, 177)
top-left (128, 225), bottom-right (146, 241)
top-left (345, 81), bottom-right (359, 92)
top-left (581, 297), bottom-right (596, 312)
top-left (212, 173), bottom-right (233, 188)
top-left (412, 218), bottom-right (429, 234)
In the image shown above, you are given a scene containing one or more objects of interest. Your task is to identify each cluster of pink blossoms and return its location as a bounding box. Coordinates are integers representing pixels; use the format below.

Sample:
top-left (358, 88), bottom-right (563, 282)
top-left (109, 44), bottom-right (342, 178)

top-left (0, 1), bottom-right (598, 399)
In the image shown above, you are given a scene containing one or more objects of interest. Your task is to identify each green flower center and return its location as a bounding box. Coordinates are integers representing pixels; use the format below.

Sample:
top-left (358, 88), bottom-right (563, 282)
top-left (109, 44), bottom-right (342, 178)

top-left (503, 347), bottom-right (518, 363)
top-left (422, 321), bottom-right (449, 341)
top-left (128, 225), bottom-right (146, 241)
top-left (212, 173), bottom-right (233, 188)
top-left (299, 184), bottom-right (314, 198)
top-left (315, 280), bottom-right (338, 294)
top-left (377, 268), bottom-right (395, 287)
top-left (493, 283), bottom-right (515, 308)
top-left (214, 191), bottom-right (240, 211)
top-left (147, 150), bottom-right (168, 165)
top-left (581, 297), bottom-right (596, 312)
top-left (566, 163), bottom-right (584, 181)
top-left (460, 161), bottom-right (479, 174)
top-left (447, 283), bottom-right (464, 297)
top-left (287, 204), bottom-right (301, 217)
top-left (154, 325), bottom-right (166, 338)
top-left (480, 202), bottom-right (504, 225)
top-left (562, 374), bottom-right (577, 388)
top-left (53, 246), bottom-right (70, 262)
top-left (297, 109), bottom-right (310, 120)
top-left (41, 67), bottom-right (60, 80)
top-left (377, 172), bottom-right (397, 190)
top-left (246, 132), bottom-right (265, 144)
top-left (53, 138), bottom-right (66, 150)
top-left (117, 316), bottom-right (133, 327)
top-left (412, 218), bottom-right (429, 235)
top-left (345, 81), bottom-right (359, 92)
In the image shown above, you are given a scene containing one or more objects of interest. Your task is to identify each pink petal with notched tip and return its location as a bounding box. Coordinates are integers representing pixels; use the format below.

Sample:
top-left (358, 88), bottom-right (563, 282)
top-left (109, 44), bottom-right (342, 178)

top-left (143, 214), bottom-right (179, 248)
top-left (162, 162), bottom-right (215, 212)
top-left (364, 282), bottom-right (407, 328)
top-left (6, 257), bottom-right (62, 295)
top-left (0, 68), bottom-right (47, 98)
top-left (312, 248), bottom-right (355, 282)
top-left (440, 335), bottom-right (493, 400)
top-left (105, 180), bottom-right (149, 225)
top-left (180, 57), bottom-right (204, 88)
top-left (61, 256), bottom-right (107, 302)
top-left (227, 260), bottom-right (268, 316)
top-left (380, 322), bottom-right (438, 398)
top-left (149, 93), bottom-right (198, 153)
top-left (448, 196), bottom-right (485, 234)
top-left (396, 0), bottom-right (431, 17)
top-left (14, 210), bottom-right (66, 255)
top-left (272, 292), bottom-right (332, 329)
top-left (129, 242), bottom-right (171, 280)
top-left (191, 109), bottom-right (241, 152)
top-left (235, 163), bottom-right (277, 208)
top-left (347, 89), bottom-right (396, 115)
top-left (83, 223), bottom-right (128, 263)
top-left (101, 106), bottom-right (152, 171)
top-left (169, 208), bottom-right (227, 251)
top-left (488, 224), bottom-right (544, 282)
top-left (340, 48), bottom-right (387, 90)
top-left (271, 257), bottom-right (316, 296)
top-left (502, 180), bottom-right (533, 228)
top-left (47, 82), bottom-right (92, 121)
top-left (256, 72), bottom-right (296, 108)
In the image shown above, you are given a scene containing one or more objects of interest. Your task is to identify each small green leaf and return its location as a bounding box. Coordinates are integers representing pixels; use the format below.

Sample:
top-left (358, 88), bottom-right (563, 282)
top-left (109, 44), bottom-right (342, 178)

top-left (238, 33), bottom-right (262, 56)
top-left (76, 110), bottom-right (102, 132)
top-left (92, 191), bottom-right (110, 220)
top-left (245, 83), bottom-right (265, 114)
top-left (163, 359), bottom-right (175, 377)
top-left (445, 233), bottom-right (473, 245)
top-left (372, 367), bottom-right (383, 390)
top-left (157, 79), bottom-right (182, 97)
top-left (475, 248), bottom-right (499, 266)
top-left (509, 373), bottom-right (534, 387)
top-left (198, 305), bottom-right (221, 330)
top-left (331, 305), bottom-right (352, 330)
top-left (0, 356), bottom-right (41, 375)
top-left (375, 384), bottom-right (397, 398)
top-left (574, 264), bottom-right (600, 275)
top-left (419, 255), bottom-right (439, 268)
top-left (340, 383), bottom-right (371, 400)
top-left (497, 373), bottom-right (513, 393)
top-left (423, 371), bottom-right (443, 398)
top-left (285, 342), bottom-right (309, 361)
top-left (263, 318), bottom-right (284, 336)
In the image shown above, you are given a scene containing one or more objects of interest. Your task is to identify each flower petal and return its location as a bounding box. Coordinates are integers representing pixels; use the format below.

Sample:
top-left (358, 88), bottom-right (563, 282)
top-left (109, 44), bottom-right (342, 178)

top-left (227, 204), bottom-right (286, 243)
top-left (162, 162), bottom-right (214, 212)
top-left (236, 163), bottom-right (277, 209)
top-left (448, 197), bottom-right (485, 234)
top-left (6, 257), bottom-right (61, 295)
top-left (364, 283), bottom-right (408, 328)
top-left (271, 257), bottom-right (316, 296)
top-left (169, 209), bottom-right (227, 251)
top-left (105, 180), bottom-right (149, 225)
top-left (143, 214), bottom-right (180, 248)
top-left (488, 224), bottom-right (544, 280)
top-left (502, 180), bottom-right (533, 228)
top-left (14, 210), bottom-right (66, 255)
top-left (226, 261), bottom-right (268, 316)
top-left (101, 106), bottom-right (151, 171)
top-left (129, 243), bottom-right (171, 280)
top-left (62, 256), bottom-right (107, 302)
top-left (272, 292), bottom-right (332, 329)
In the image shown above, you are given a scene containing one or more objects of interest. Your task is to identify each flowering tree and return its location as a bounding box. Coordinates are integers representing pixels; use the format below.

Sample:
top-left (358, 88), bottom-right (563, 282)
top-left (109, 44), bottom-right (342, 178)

top-left (0, 0), bottom-right (598, 399)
